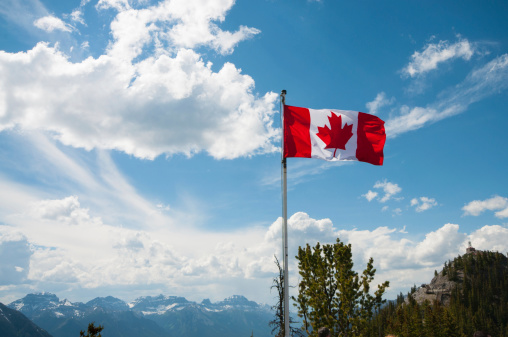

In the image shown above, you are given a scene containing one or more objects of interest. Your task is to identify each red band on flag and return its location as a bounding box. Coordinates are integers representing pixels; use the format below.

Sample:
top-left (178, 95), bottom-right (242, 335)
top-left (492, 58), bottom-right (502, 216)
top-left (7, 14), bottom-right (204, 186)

top-left (357, 112), bottom-right (386, 166)
top-left (283, 105), bottom-right (311, 158)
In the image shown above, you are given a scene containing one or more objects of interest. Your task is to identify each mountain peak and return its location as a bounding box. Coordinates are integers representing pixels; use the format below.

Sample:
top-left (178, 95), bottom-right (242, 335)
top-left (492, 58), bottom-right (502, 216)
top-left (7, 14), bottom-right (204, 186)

top-left (86, 296), bottom-right (129, 311)
top-left (128, 294), bottom-right (191, 314)
top-left (9, 293), bottom-right (61, 314)
top-left (215, 295), bottom-right (259, 309)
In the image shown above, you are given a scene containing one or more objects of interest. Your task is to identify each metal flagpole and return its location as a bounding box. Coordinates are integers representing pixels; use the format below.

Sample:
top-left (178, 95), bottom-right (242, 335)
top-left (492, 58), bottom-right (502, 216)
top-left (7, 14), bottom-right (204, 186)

top-left (280, 89), bottom-right (290, 337)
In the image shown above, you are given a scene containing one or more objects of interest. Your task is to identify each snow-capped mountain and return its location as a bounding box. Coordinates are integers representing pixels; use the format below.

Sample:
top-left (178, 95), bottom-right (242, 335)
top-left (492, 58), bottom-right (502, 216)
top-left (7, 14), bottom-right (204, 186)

top-left (128, 294), bottom-right (191, 314)
top-left (210, 294), bottom-right (261, 309)
top-left (86, 296), bottom-right (130, 312)
top-left (7, 292), bottom-right (273, 337)
top-left (9, 292), bottom-right (269, 317)
top-left (8, 293), bottom-right (88, 318)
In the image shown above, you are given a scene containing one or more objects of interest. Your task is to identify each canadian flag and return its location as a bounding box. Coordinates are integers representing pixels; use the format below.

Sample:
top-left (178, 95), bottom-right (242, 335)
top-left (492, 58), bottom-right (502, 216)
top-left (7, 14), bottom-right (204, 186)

top-left (283, 105), bottom-right (386, 165)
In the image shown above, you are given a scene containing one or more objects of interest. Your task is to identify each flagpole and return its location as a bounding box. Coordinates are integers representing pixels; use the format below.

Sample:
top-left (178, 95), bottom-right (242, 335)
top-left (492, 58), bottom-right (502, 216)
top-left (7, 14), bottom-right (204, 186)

top-left (280, 89), bottom-right (290, 337)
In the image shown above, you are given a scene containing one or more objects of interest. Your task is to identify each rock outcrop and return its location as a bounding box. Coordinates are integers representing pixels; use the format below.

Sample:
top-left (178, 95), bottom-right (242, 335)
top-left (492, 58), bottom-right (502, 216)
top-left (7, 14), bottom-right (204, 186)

top-left (408, 270), bottom-right (463, 306)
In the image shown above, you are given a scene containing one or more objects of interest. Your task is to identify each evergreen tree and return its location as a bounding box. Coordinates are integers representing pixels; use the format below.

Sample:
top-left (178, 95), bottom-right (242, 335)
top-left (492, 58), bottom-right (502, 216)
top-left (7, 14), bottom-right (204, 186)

top-left (293, 238), bottom-right (389, 336)
top-left (80, 322), bottom-right (104, 337)
top-left (368, 251), bottom-right (508, 337)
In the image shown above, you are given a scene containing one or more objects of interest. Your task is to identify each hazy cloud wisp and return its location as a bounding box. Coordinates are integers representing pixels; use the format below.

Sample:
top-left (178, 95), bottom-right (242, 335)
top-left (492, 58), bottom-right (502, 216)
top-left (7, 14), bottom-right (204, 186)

top-left (386, 53), bottom-right (508, 138)
top-left (402, 38), bottom-right (475, 78)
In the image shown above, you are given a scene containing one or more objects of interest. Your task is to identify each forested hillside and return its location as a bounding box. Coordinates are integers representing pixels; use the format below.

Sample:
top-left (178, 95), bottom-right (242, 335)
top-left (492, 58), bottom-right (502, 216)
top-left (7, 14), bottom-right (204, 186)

top-left (365, 250), bottom-right (508, 337)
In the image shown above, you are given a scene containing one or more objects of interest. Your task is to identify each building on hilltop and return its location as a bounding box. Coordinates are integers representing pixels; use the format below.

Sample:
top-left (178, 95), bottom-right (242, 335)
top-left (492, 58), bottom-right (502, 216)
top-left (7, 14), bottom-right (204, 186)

top-left (466, 241), bottom-right (476, 255)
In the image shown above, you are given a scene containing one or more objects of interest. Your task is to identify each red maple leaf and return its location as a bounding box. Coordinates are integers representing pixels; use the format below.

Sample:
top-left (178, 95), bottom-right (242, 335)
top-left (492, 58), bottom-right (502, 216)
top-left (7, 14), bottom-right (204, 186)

top-left (316, 112), bottom-right (353, 157)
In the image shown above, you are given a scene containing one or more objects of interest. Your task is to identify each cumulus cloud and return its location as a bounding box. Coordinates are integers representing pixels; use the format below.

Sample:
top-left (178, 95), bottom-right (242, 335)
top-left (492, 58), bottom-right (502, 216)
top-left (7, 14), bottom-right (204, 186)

top-left (411, 224), bottom-right (466, 265)
top-left (8, 195), bottom-right (186, 288)
top-left (462, 195), bottom-right (508, 218)
top-left (375, 180), bottom-right (402, 202)
top-left (3, 204), bottom-right (508, 304)
top-left (363, 180), bottom-right (402, 203)
top-left (363, 190), bottom-right (378, 202)
top-left (411, 197), bottom-right (438, 212)
top-left (33, 15), bottom-right (72, 32)
top-left (0, 0), bottom-right (275, 161)
top-left (386, 54), bottom-right (508, 138)
top-left (402, 38), bottom-right (475, 78)
top-left (30, 196), bottom-right (99, 225)
top-left (104, 0), bottom-right (260, 58)
top-left (468, 225), bottom-right (508, 252)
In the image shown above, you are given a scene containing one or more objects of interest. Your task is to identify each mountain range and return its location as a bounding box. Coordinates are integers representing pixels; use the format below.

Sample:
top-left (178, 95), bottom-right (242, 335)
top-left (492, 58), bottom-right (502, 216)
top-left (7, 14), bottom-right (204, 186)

top-left (2, 293), bottom-right (274, 337)
top-left (0, 302), bottom-right (52, 337)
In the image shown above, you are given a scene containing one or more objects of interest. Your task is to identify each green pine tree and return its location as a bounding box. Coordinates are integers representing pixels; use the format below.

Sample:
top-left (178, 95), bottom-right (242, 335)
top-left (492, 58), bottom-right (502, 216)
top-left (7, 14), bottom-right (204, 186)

top-left (79, 323), bottom-right (104, 337)
top-left (292, 238), bottom-right (389, 337)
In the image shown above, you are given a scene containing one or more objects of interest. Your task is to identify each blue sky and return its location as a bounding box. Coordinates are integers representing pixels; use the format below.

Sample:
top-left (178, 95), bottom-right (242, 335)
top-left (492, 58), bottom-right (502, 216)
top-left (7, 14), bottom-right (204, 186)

top-left (1, 0), bottom-right (508, 307)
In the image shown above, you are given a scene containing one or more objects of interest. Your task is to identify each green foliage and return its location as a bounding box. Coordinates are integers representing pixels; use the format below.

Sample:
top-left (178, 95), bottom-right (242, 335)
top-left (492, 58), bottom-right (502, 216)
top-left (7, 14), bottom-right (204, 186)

top-left (366, 299), bottom-right (465, 337)
top-left (448, 251), bottom-right (508, 337)
top-left (367, 251), bottom-right (508, 337)
top-left (80, 322), bottom-right (104, 337)
top-left (292, 238), bottom-right (389, 337)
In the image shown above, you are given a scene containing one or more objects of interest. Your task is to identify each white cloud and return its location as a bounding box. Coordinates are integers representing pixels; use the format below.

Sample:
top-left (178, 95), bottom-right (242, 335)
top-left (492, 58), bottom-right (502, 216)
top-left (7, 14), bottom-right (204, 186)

top-left (70, 10), bottom-right (85, 25)
top-left (366, 92), bottom-right (394, 115)
top-left (362, 180), bottom-right (402, 204)
top-left (104, 0), bottom-right (260, 58)
top-left (496, 208), bottom-right (508, 218)
top-left (411, 224), bottom-right (466, 266)
top-left (468, 225), bottom-right (508, 252)
top-left (386, 54), bottom-right (508, 138)
top-left (2, 204), bottom-right (508, 305)
top-left (96, 0), bottom-right (130, 11)
top-left (403, 38), bottom-right (475, 78)
top-left (0, 0), bottom-right (274, 161)
top-left (0, 133), bottom-right (176, 234)
top-left (385, 105), bottom-right (440, 138)
top-left (33, 15), bottom-right (72, 32)
top-left (211, 25), bottom-right (261, 55)
top-left (462, 195), bottom-right (508, 218)
top-left (363, 190), bottom-right (378, 202)
top-left (30, 196), bottom-right (98, 225)
top-left (411, 197), bottom-right (438, 212)
top-left (373, 180), bottom-right (402, 203)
